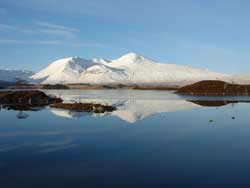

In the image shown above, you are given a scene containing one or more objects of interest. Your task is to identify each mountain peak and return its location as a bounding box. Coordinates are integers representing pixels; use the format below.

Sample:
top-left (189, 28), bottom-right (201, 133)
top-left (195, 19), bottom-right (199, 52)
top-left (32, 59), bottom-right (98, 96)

top-left (70, 56), bottom-right (82, 61)
top-left (31, 56), bottom-right (95, 83)
top-left (119, 52), bottom-right (142, 59)
top-left (115, 52), bottom-right (145, 64)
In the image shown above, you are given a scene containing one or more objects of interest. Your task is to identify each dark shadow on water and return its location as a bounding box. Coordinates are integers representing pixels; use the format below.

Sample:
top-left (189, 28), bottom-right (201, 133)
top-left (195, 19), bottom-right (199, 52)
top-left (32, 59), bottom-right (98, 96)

top-left (1, 104), bottom-right (45, 111)
top-left (188, 100), bottom-right (250, 107)
top-left (16, 111), bottom-right (29, 119)
top-left (0, 104), bottom-right (45, 119)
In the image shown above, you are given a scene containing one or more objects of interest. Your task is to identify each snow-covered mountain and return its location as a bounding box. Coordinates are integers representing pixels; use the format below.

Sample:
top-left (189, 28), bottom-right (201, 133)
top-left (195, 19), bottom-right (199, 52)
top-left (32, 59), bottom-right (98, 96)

top-left (31, 53), bottom-right (227, 86)
top-left (0, 69), bottom-right (34, 83)
top-left (31, 57), bottom-right (96, 84)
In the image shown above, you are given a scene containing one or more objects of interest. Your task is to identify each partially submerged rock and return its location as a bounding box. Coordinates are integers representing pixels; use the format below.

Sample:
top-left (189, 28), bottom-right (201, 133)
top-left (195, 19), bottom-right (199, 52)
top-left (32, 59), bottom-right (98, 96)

top-left (0, 90), bottom-right (62, 106)
top-left (177, 80), bottom-right (250, 96)
top-left (50, 103), bottom-right (116, 113)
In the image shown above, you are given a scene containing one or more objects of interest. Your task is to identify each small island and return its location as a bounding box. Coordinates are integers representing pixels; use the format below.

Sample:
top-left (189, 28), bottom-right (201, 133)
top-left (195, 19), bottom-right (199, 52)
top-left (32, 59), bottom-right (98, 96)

top-left (42, 84), bottom-right (70, 89)
top-left (0, 90), bottom-right (62, 111)
top-left (50, 103), bottom-right (116, 113)
top-left (176, 80), bottom-right (250, 96)
top-left (0, 90), bottom-right (117, 113)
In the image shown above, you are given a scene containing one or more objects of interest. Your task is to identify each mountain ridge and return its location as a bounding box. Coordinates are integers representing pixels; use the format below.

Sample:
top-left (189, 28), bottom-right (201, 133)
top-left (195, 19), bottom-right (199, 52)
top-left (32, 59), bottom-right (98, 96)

top-left (0, 69), bottom-right (34, 82)
top-left (31, 52), bottom-right (228, 86)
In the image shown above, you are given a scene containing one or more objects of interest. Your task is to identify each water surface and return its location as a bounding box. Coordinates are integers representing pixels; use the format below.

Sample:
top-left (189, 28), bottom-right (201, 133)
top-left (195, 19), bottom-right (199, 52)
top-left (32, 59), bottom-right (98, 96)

top-left (1, 90), bottom-right (250, 188)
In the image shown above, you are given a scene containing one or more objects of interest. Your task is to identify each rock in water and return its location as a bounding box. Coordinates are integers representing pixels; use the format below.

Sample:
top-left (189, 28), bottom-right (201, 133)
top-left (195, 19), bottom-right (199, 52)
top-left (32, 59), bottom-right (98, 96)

top-left (50, 103), bottom-right (116, 113)
top-left (0, 90), bottom-right (62, 106)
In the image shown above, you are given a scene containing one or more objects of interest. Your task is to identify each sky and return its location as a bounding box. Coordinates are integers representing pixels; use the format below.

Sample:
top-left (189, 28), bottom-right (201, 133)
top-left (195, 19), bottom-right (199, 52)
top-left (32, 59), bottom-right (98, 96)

top-left (0, 0), bottom-right (250, 74)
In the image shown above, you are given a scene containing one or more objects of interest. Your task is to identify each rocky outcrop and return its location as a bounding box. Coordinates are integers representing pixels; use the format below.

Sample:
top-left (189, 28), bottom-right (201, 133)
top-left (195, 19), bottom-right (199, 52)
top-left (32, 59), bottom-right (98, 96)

top-left (0, 90), bottom-right (62, 106)
top-left (50, 103), bottom-right (116, 113)
top-left (177, 80), bottom-right (250, 96)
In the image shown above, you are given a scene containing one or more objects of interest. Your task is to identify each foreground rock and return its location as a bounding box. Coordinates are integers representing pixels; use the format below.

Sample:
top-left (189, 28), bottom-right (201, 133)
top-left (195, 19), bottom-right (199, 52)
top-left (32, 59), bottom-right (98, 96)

top-left (177, 80), bottom-right (250, 96)
top-left (0, 90), bottom-right (62, 106)
top-left (50, 103), bottom-right (116, 113)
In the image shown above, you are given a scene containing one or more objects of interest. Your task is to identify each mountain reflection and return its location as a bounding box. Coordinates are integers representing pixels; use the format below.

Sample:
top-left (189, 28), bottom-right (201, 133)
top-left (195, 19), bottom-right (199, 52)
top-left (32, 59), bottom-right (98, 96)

top-left (2, 90), bottom-right (250, 122)
top-left (49, 99), bottom-right (198, 123)
top-left (16, 111), bottom-right (29, 119)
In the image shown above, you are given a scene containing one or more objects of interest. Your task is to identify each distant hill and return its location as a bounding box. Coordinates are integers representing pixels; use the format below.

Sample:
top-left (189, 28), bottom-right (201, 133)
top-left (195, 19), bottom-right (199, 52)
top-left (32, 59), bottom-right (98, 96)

top-left (0, 69), bottom-right (34, 83)
top-left (177, 80), bottom-right (250, 96)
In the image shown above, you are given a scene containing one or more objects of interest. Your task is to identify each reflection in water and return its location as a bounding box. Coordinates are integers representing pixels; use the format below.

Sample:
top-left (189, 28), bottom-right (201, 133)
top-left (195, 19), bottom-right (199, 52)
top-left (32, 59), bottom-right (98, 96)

top-left (44, 90), bottom-right (250, 123)
top-left (49, 100), bottom-right (199, 123)
top-left (2, 90), bottom-right (250, 187)
top-left (2, 89), bottom-right (250, 122)
top-left (0, 104), bottom-right (45, 119)
top-left (44, 90), bottom-right (200, 123)
top-left (188, 100), bottom-right (250, 107)
top-left (16, 111), bottom-right (29, 119)
top-left (0, 104), bottom-right (44, 111)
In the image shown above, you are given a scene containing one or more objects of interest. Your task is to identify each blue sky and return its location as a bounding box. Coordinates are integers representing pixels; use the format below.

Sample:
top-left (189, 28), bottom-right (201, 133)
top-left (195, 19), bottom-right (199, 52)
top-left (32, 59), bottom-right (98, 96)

top-left (0, 0), bottom-right (250, 73)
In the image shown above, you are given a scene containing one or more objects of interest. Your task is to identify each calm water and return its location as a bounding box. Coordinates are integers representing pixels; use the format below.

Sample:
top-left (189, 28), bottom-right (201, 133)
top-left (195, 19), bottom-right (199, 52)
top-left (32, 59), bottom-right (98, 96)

top-left (1, 90), bottom-right (250, 188)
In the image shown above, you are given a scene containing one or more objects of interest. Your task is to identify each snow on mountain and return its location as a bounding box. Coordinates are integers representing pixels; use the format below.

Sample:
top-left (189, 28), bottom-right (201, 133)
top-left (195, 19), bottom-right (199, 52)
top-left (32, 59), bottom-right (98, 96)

top-left (32, 52), bottom-right (228, 86)
top-left (104, 52), bottom-right (227, 86)
top-left (222, 74), bottom-right (250, 85)
top-left (92, 58), bottom-right (110, 64)
top-left (0, 69), bottom-right (34, 82)
top-left (31, 57), bottom-right (96, 84)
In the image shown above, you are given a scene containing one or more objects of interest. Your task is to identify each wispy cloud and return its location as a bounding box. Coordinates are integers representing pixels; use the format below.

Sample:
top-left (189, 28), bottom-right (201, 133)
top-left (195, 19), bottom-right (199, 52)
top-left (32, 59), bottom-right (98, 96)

top-left (0, 21), bottom-right (80, 38)
top-left (36, 22), bottom-right (79, 38)
top-left (37, 22), bottom-right (79, 32)
top-left (38, 28), bottom-right (75, 38)
top-left (0, 39), bottom-right (104, 47)
top-left (0, 22), bottom-right (104, 47)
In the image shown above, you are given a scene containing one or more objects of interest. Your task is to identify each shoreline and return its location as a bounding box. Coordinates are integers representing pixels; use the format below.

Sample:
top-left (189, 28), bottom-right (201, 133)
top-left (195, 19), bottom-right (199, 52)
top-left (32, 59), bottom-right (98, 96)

top-left (0, 83), bottom-right (180, 91)
top-left (3, 80), bottom-right (250, 96)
